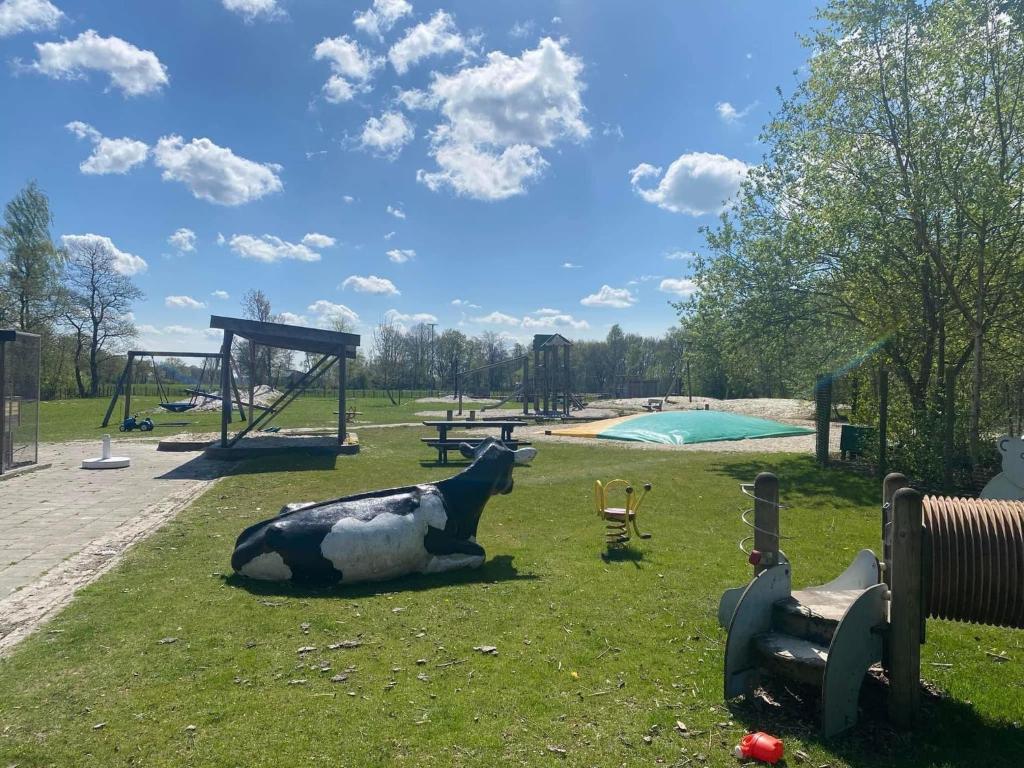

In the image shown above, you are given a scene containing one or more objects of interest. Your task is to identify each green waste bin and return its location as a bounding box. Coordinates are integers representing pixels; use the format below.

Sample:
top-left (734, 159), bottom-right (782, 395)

top-left (840, 424), bottom-right (874, 460)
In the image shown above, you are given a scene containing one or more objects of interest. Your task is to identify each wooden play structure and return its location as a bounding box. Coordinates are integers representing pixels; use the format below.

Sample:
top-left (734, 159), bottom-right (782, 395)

top-left (718, 472), bottom-right (1024, 737)
top-left (102, 350), bottom-right (237, 429)
top-left (0, 330), bottom-right (40, 477)
top-left (593, 479), bottom-right (653, 547)
top-left (454, 334), bottom-right (584, 418)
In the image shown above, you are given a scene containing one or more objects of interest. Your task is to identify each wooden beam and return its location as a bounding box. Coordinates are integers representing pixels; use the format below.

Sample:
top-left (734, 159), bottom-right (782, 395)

top-left (209, 315), bottom-right (359, 355)
top-left (338, 352), bottom-right (347, 445)
top-left (220, 332), bottom-right (233, 448)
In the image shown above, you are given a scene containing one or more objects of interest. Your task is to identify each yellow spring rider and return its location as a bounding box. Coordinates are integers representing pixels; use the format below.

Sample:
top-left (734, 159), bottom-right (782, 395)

top-left (593, 480), bottom-right (653, 547)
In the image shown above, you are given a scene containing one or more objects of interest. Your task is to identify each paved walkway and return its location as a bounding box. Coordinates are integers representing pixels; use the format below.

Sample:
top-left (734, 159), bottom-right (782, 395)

top-left (0, 440), bottom-right (223, 652)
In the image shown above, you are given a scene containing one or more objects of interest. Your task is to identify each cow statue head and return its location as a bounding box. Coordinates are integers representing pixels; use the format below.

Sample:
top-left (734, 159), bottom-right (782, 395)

top-left (459, 435), bottom-right (537, 466)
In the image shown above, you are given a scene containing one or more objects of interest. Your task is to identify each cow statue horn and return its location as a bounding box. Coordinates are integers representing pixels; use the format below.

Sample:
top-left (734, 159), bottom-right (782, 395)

top-left (230, 441), bottom-right (519, 584)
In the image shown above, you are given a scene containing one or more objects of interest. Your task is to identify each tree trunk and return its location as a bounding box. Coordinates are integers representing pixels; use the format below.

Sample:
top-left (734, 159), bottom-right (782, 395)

top-left (88, 326), bottom-right (100, 398)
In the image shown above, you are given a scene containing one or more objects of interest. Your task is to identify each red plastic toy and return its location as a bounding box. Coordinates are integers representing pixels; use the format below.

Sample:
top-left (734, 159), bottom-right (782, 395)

top-left (733, 732), bottom-right (784, 764)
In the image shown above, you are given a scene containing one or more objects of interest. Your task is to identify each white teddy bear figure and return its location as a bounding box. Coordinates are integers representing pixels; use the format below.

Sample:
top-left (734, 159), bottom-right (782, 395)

top-left (980, 436), bottom-right (1024, 501)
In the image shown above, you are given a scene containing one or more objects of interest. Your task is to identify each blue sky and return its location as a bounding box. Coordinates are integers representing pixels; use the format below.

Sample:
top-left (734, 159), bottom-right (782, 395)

top-left (0, 0), bottom-right (818, 353)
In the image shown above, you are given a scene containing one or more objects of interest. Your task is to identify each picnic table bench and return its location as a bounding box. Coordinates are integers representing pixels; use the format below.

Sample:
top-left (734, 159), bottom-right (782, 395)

top-left (421, 419), bottom-right (528, 464)
top-left (641, 399), bottom-right (664, 412)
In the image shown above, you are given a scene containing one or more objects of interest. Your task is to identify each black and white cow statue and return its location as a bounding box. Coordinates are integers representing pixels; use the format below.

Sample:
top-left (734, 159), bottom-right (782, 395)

top-left (230, 441), bottom-right (517, 584)
top-left (459, 435), bottom-right (537, 465)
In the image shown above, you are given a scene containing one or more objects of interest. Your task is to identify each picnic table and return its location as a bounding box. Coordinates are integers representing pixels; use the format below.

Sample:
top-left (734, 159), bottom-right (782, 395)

top-left (421, 419), bottom-right (529, 464)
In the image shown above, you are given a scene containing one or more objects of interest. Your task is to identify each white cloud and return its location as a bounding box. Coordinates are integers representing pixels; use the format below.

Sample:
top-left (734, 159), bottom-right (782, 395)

top-left (659, 277), bottom-right (698, 297)
top-left (416, 38), bottom-right (587, 200)
top-left (301, 232), bottom-right (336, 249)
top-left (360, 111), bottom-right (414, 158)
top-left (451, 298), bottom-right (480, 309)
top-left (522, 312), bottom-right (588, 330)
top-left (314, 35), bottom-right (381, 103)
top-left (473, 311), bottom-right (521, 326)
top-left (211, 289), bottom-right (230, 300)
top-left (165, 295), bottom-right (206, 309)
top-left (32, 30), bottom-right (168, 96)
top-left (629, 152), bottom-right (749, 215)
top-left (65, 120), bottom-right (149, 174)
top-left (276, 311), bottom-right (309, 325)
top-left (385, 309), bottom-right (438, 328)
top-left (388, 10), bottom-right (468, 75)
top-left (386, 204), bottom-right (406, 219)
top-left (342, 195), bottom-right (355, 204)
top-left (353, 0), bottom-right (411, 39)
top-left (0, 0), bottom-right (63, 37)
top-left (562, 261), bottom-right (581, 269)
top-left (386, 248), bottom-right (415, 263)
top-left (396, 87), bottom-right (436, 110)
top-left (580, 285), bottom-right (636, 309)
top-left (308, 299), bottom-right (359, 327)
top-left (602, 123), bottom-right (624, 140)
top-left (665, 250), bottom-right (696, 261)
top-left (228, 234), bottom-right (322, 263)
top-left (715, 100), bottom-right (757, 125)
top-left (168, 227), bottom-right (196, 252)
top-left (216, 232), bottom-right (226, 246)
top-left (222, 0), bottom-right (282, 22)
top-left (384, 231), bottom-right (396, 240)
top-left (60, 233), bottom-right (147, 275)
top-left (342, 274), bottom-right (399, 295)
top-left (322, 75), bottom-right (355, 103)
top-left (153, 135), bottom-right (283, 205)
top-left (534, 307), bottom-right (561, 316)
top-left (509, 20), bottom-right (534, 39)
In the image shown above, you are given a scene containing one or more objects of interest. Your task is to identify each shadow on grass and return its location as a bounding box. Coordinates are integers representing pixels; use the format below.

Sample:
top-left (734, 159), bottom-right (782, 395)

top-left (728, 676), bottom-right (1024, 767)
top-left (709, 456), bottom-right (879, 508)
top-left (224, 554), bottom-right (536, 598)
top-left (601, 546), bottom-right (645, 567)
top-left (157, 451), bottom-right (341, 480)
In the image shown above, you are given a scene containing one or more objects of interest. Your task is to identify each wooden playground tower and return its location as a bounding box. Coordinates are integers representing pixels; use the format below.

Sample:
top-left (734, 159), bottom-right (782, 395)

top-left (455, 334), bottom-right (580, 417)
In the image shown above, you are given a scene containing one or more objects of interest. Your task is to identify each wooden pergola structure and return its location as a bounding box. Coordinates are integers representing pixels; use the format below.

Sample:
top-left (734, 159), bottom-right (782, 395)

top-left (209, 315), bottom-right (360, 449)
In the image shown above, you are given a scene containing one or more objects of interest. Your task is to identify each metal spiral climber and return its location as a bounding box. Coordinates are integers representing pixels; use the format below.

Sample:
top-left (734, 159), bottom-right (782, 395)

top-left (921, 495), bottom-right (1024, 629)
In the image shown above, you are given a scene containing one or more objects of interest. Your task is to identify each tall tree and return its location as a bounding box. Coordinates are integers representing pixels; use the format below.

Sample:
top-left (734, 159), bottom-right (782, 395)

top-left (62, 236), bottom-right (142, 397)
top-left (0, 181), bottom-right (65, 332)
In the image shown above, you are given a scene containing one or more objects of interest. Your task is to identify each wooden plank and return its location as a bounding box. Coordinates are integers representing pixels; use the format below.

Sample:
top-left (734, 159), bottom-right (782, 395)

top-left (887, 487), bottom-right (923, 729)
top-left (338, 352), bottom-right (347, 445)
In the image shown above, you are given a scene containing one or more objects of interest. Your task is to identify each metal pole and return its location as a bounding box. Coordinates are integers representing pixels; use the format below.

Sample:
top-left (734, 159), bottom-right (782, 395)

top-left (522, 354), bottom-right (529, 416)
top-left (686, 358), bottom-right (693, 403)
top-left (815, 373), bottom-right (831, 466)
top-left (752, 472), bottom-right (780, 574)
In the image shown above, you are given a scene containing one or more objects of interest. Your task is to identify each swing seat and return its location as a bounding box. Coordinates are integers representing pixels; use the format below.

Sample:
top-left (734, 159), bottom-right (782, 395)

top-left (159, 402), bottom-right (197, 413)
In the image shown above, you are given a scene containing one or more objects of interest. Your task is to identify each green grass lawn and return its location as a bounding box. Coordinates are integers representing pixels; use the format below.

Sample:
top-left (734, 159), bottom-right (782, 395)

top-left (37, 394), bottom-right (447, 443)
top-left (1, 430), bottom-right (1022, 766)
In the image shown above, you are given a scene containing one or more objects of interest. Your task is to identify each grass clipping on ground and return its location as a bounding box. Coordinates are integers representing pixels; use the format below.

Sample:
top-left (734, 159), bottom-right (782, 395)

top-left (1, 428), bottom-right (1022, 767)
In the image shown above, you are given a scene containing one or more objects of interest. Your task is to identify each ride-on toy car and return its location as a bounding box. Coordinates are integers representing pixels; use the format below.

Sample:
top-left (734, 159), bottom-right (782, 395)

top-left (119, 414), bottom-right (154, 432)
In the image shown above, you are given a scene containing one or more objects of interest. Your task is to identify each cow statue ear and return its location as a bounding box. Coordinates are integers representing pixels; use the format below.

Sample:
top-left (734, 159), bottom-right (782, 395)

top-left (1000, 437), bottom-right (1011, 454)
top-left (459, 442), bottom-right (477, 459)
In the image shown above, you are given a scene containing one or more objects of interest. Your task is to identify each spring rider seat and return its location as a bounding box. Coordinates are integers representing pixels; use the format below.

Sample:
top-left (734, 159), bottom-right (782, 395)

top-left (593, 480), bottom-right (652, 547)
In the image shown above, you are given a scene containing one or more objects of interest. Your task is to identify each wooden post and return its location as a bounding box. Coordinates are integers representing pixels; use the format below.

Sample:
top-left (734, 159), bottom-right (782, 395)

top-left (220, 332), bottom-right (233, 448)
top-left (522, 354), bottom-right (529, 416)
top-left (101, 357), bottom-right (131, 427)
top-left (248, 343), bottom-right (255, 425)
top-left (752, 472), bottom-right (780, 574)
top-left (815, 373), bottom-right (831, 466)
top-left (878, 365), bottom-right (889, 477)
top-left (533, 347), bottom-right (540, 413)
top-left (881, 473), bottom-right (908, 587)
top-left (338, 351), bottom-right (347, 445)
top-left (123, 353), bottom-right (134, 423)
top-left (0, 340), bottom-right (6, 474)
top-left (457, 368), bottom-right (463, 415)
top-left (563, 345), bottom-right (571, 416)
top-left (887, 487), bottom-right (923, 729)
top-left (542, 348), bottom-right (551, 414)
top-left (686, 358), bottom-right (693, 403)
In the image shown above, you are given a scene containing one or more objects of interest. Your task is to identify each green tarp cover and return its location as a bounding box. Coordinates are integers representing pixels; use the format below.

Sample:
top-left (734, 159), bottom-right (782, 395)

top-left (596, 410), bottom-right (814, 445)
